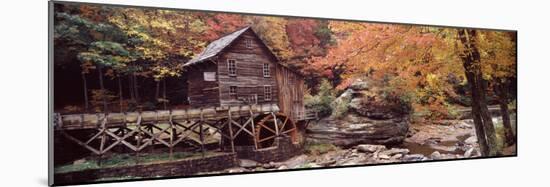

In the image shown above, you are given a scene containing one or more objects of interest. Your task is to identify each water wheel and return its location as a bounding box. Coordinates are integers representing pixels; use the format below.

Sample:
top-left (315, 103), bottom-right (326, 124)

top-left (255, 113), bottom-right (297, 148)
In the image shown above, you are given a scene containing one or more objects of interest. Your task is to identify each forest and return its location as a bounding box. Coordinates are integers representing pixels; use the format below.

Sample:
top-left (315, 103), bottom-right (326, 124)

top-left (53, 2), bottom-right (516, 169)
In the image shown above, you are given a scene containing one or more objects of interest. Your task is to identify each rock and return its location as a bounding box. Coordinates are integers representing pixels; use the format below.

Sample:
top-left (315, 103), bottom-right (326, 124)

top-left (349, 79), bottom-right (369, 90)
top-left (464, 136), bottom-right (477, 144)
top-left (308, 117), bottom-right (409, 147)
top-left (464, 147), bottom-right (475, 158)
top-left (381, 148), bottom-right (410, 156)
top-left (430, 151), bottom-right (442, 159)
top-left (262, 163), bottom-right (275, 169)
top-left (403, 154), bottom-right (426, 161)
top-left (239, 159), bottom-right (259, 168)
top-left (346, 123), bottom-right (372, 131)
top-left (307, 78), bottom-right (410, 147)
top-left (406, 128), bottom-right (417, 138)
top-left (319, 159), bottom-right (337, 166)
top-left (73, 159), bottom-right (86, 165)
top-left (439, 154), bottom-right (456, 159)
top-left (391, 154), bottom-right (403, 160)
top-left (269, 161), bottom-right (282, 168)
top-left (332, 89), bottom-right (354, 107)
top-left (457, 122), bottom-right (472, 129)
top-left (425, 137), bottom-right (442, 144)
top-left (433, 120), bottom-right (455, 126)
top-left (341, 161), bottom-right (360, 166)
top-left (283, 155), bottom-right (308, 169)
top-left (342, 114), bottom-right (362, 124)
top-left (227, 167), bottom-right (246, 173)
top-left (357, 144), bottom-right (386, 153)
top-left (347, 94), bottom-right (408, 119)
top-left (308, 163), bottom-right (321, 168)
top-left (278, 165), bottom-right (288, 170)
top-left (377, 152), bottom-right (391, 159)
top-left (348, 98), bottom-right (363, 112)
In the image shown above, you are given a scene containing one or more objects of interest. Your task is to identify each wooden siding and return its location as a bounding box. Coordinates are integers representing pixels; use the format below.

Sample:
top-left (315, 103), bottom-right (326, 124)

top-left (275, 64), bottom-right (305, 121)
top-left (217, 30), bottom-right (279, 106)
top-left (185, 28), bottom-right (305, 121)
top-left (187, 63), bottom-right (220, 107)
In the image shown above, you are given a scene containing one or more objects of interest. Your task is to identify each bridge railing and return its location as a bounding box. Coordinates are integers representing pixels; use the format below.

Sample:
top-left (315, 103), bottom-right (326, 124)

top-left (54, 103), bottom-right (280, 130)
top-left (294, 109), bottom-right (318, 121)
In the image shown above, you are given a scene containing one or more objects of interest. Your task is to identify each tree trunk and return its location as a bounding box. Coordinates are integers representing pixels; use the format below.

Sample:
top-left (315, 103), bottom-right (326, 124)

top-left (128, 74), bottom-right (136, 104)
top-left (118, 76), bottom-right (123, 112)
top-left (464, 70), bottom-right (490, 156)
top-left (128, 74), bottom-right (134, 101)
top-left (163, 79), bottom-right (167, 110)
top-left (478, 74), bottom-right (498, 155)
top-left (457, 29), bottom-right (498, 156)
top-left (155, 80), bottom-right (160, 104)
top-left (82, 73), bottom-right (89, 113)
top-left (98, 66), bottom-right (108, 113)
top-left (495, 79), bottom-right (515, 145)
top-left (499, 97), bottom-right (515, 145)
top-left (133, 73), bottom-right (140, 104)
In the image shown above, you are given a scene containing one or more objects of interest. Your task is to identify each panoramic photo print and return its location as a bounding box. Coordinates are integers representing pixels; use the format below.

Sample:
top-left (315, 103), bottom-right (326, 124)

top-left (50, 2), bottom-right (517, 185)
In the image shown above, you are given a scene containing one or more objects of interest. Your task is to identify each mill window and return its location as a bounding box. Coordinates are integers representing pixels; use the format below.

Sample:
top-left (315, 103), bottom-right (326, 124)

top-left (263, 63), bottom-right (270, 77)
top-left (245, 39), bottom-right (252, 48)
top-left (264, 86), bottom-right (272, 101)
top-left (228, 59), bottom-right (237, 76)
top-left (230, 86), bottom-right (237, 96)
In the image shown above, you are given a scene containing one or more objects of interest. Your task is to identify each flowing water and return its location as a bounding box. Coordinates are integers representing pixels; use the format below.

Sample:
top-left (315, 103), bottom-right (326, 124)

top-left (398, 134), bottom-right (469, 156)
top-left (398, 116), bottom-right (514, 157)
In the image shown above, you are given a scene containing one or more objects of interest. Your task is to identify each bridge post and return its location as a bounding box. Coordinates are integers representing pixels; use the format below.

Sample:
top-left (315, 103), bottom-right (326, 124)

top-left (169, 110), bottom-right (174, 160)
top-left (98, 114), bottom-right (107, 166)
top-left (249, 105), bottom-right (258, 150)
top-left (199, 108), bottom-right (206, 157)
top-left (227, 110), bottom-right (235, 153)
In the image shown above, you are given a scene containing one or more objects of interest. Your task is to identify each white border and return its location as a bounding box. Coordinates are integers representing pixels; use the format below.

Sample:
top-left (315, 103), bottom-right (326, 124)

top-left (2, 0), bottom-right (550, 187)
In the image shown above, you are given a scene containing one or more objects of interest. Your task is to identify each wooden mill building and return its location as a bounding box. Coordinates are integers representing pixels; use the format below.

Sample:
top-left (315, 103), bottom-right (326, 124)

top-left (54, 27), bottom-right (315, 167)
top-left (183, 26), bottom-right (306, 121)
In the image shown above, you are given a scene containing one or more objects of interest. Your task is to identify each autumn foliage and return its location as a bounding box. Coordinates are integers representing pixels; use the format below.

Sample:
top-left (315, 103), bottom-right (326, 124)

top-left (54, 3), bottom-right (516, 121)
top-left (307, 22), bottom-right (515, 119)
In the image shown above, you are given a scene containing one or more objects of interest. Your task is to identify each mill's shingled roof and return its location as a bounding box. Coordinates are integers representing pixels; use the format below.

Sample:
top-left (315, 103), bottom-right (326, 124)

top-left (184, 26), bottom-right (251, 66)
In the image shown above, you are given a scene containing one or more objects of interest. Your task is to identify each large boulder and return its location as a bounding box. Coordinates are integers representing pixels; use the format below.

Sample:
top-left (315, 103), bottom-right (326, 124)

top-left (239, 159), bottom-right (259, 168)
top-left (357, 144), bottom-right (386, 153)
top-left (307, 79), bottom-right (410, 147)
top-left (347, 84), bottom-right (410, 120)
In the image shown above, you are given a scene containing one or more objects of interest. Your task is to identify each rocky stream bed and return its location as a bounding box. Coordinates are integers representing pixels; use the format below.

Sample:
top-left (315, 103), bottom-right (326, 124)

top-left (202, 118), bottom-right (484, 174)
top-left (177, 78), bottom-right (516, 176)
top-left (201, 79), bottom-right (518, 174)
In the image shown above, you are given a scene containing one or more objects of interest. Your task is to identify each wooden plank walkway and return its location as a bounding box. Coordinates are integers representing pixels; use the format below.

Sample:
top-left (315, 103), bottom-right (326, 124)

top-left (54, 104), bottom-right (280, 130)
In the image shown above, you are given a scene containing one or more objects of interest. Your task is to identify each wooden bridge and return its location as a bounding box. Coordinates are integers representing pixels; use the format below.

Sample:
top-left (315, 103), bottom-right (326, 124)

top-left (54, 104), bottom-right (316, 158)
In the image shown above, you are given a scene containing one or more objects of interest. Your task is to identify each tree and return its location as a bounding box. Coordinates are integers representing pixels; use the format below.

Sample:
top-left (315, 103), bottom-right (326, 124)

top-left (108, 7), bottom-right (209, 109)
top-left (286, 19), bottom-right (322, 58)
top-left (202, 13), bottom-right (247, 41)
top-left (77, 41), bottom-right (132, 112)
top-left (477, 31), bottom-right (517, 146)
top-left (310, 22), bottom-right (465, 118)
top-left (457, 29), bottom-right (498, 156)
top-left (248, 16), bottom-right (293, 60)
top-left (54, 7), bottom-right (128, 112)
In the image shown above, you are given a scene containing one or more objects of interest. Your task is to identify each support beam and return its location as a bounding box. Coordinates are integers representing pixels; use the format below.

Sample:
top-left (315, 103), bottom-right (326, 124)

top-left (227, 111), bottom-right (235, 153)
top-left (249, 106), bottom-right (258, 150)
top-left (271, 112), bottom-right (279, 136)
top-left (169, 111), bottom-right (174, 160)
